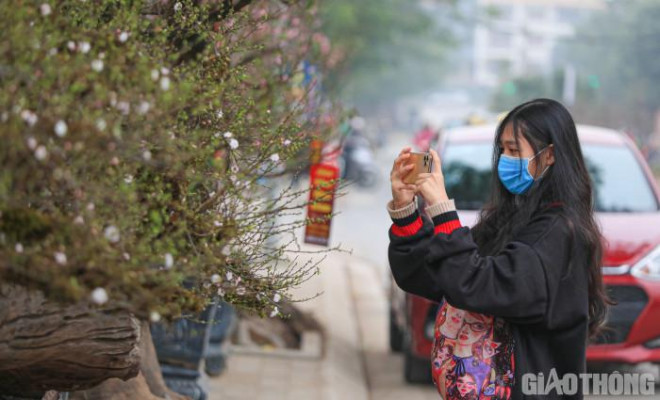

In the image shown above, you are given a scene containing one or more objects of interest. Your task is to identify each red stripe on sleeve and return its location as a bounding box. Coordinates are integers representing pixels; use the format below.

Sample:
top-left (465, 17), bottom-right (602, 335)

top-left (434, 219), bottom-right (462, 235)
top-left (391, 216), bottom-right (423, 237)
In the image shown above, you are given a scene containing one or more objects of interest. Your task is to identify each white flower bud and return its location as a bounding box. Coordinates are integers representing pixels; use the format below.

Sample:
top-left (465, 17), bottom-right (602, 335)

top-left (164, 253), bottom-right (174, 269)
top-left (90, 287), bottom-right (108, 305)
top-left (54, 120), bottom-right (67, 137)
top-left (103, 225), bottom-right (120, 243)
top-left (54, 251), bottom-right (67, 265)
top-left (160, 77), bottom-right (171, 91)
top-left (35, 145), bottom-right (48, 161)
top-left (40, 3), bottom-right (52, 16)
top-left (150, 311), bottom-right (161, 322)
top-left (91, 59), bottom-right (104, 72)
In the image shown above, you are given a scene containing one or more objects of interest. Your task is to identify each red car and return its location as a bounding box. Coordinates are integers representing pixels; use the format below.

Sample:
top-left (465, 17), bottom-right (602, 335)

top-left (389, 124), bottom-right (660, 383)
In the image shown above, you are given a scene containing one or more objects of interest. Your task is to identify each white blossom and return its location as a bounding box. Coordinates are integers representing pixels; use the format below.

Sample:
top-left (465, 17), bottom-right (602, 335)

top-left (164, 253), bottom-right (174, 269)
top-left (160, 67), bottom-right (170, 76)
top-left (223, 131), bottom-right (232, 139)
top-left (150, 69), bottom-right (160, 81)
top-left (160, 77), bottom-right (171, 91)
top-left (273, 293), bottom-right (281, 303)
top-left (229, 138), bottom-right (239, 150)
top-left (213, 220), bottom-right (223, 227)
top-left (236, 286), bottom-right (246, 296)
top-left (124, 174), bottom-right (134, 184)
top-left (26, 136), bottom-right (38, 150)
top-left (78, 41), bottom-right (91, 54)
top-left (103, 225), bottom-right (120, 243)
top-left (95, 118), bottom-right (107, 131)
top-left (138, 101), bottom-right (150, 115)
top-left (35, 145), bottom-right (48, 161)
top-left (67, 41), bottom-right (76, 51)
top-left (54, 251), bottom-right (67, 265)
top-left (142, 150), bottom-right (152, 161)
top-left (40, 3), bottom-right (52, 16)
top-left (217, 287), bottom-right (225, 297)
top-left (150, 311), bottom-right (161, 323)
top-left (116, 101), bottom-right (130, 115)
top-left (211, 274), bottom-right (221, 284)
top-left (90, 287), bottom-right (108, 305)
top-left (86, 202), bottom-right (95, 211)
top-left (225, 271), bottom-right (233, 281)
top-left (21, 110), bottom-right (38, 127)
top-left (270, 153), bottom-right (280, 163)
top-left (216, 110), bottom-right (223, 119)
top-left (283, 139), bottom-right (291, 146)
top-left (122, 252), bottom-right (131, 261)
top-left (48, 47), bottom-right (58, 56)
top-left (91, 59), bottom-right (104, 72)
top-left (54, 120), bottom-right (67, 137)
top-left (73, 215), bottom-right (84, 225)
top-left (270, 307), bottom-right (279, 318)
top-left (174, 2), bottom-right (182, 11)
top-left (118, 31), bottom-right (129, 43)
top-left (15, 243), bottom-right (24, 253)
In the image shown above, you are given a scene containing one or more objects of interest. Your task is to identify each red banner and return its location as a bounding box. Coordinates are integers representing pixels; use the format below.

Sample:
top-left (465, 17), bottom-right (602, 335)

top-left (304, 163), bottom-right (339, 246)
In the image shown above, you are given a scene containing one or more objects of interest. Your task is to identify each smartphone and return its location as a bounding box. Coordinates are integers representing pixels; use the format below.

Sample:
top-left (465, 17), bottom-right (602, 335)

top-left (403, 151), bottom-right (433, 184)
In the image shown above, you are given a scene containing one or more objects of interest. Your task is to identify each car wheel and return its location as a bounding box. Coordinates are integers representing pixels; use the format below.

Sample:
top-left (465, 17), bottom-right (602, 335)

top-left (404, 347), bottom-right (432, 383)
top-left (389, 308), bottom-right (404, 353)
top-left (403, 330), bottom-right (431, 383)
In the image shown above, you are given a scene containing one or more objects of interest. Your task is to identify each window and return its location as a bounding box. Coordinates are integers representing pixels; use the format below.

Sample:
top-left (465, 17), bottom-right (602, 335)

top-left (582, 145), bottom-right (658, 212)
top-left (442, 143), bottom-right (494, 210)
top-left (489, 31), bottom-right (512, 48)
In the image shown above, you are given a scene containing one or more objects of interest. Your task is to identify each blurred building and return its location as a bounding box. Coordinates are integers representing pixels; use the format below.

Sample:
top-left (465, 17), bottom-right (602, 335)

top-left (473, 0), bottom-right (605, 86)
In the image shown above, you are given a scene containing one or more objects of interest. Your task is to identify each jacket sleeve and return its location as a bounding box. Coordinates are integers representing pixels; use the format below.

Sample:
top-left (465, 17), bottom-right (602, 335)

top-left (388, 198), bottom-right (574, 325)
top-left (387, 197), bottom-right (462, 303)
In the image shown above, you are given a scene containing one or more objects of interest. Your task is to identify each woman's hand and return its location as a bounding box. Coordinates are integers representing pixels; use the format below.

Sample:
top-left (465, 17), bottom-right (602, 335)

top-left (415, 149), bottom-right (449, 206)
top-left (390, 147), bottom-right (417, 209)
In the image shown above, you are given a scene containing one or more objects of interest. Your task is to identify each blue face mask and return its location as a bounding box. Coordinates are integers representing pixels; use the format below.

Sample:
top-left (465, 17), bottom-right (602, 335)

top-left (497, 147), bottom-right (550, 195)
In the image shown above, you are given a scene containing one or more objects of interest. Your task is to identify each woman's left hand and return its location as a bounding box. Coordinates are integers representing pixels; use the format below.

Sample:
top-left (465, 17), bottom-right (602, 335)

top-left (415, 149), bottom-right (450, 206)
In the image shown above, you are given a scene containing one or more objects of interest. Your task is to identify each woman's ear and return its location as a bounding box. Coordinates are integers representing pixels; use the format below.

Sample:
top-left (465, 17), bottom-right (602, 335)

top-left (545, 144), bottom-right (555, 166)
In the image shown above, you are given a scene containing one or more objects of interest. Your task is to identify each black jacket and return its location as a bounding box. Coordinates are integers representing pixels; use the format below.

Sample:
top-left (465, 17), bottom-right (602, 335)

top-left (388, 204), bottom-right (589, 399)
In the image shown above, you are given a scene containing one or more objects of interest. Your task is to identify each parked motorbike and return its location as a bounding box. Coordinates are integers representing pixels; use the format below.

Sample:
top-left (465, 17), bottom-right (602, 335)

top-left (338, 133), bottom-right (379, 188)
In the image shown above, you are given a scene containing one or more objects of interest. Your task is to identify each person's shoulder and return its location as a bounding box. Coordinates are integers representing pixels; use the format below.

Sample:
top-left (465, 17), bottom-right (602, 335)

top-left (514, 204), bottom-right (571, 247)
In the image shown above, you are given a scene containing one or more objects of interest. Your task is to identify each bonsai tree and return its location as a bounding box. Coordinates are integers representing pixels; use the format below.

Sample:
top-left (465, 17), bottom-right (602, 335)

top-left (0, 0), bottom-right (346, 396)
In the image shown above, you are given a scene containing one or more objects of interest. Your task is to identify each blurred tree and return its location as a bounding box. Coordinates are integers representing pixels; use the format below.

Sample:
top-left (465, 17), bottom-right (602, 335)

top-left (562, 0), bottom-right (660, 136)
top-left (319, 0), bottom-right (456, 111)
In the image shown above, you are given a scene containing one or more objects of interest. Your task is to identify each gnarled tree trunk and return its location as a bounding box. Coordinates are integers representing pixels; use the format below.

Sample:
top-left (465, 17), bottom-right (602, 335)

top-left (0, 285), bottom-right (141, 398)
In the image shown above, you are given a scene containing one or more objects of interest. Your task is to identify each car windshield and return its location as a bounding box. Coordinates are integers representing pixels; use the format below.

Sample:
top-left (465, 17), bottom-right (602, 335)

top-left (442, 142), bottom-right (659, 212)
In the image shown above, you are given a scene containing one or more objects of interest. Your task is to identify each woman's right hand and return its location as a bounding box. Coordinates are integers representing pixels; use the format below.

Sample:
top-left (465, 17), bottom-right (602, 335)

top-left (390, 147), bottom-right (417, 209)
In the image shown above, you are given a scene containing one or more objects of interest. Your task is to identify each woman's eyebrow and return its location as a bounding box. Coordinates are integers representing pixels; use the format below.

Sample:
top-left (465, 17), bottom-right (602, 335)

top-left (499, 139), bottom-right (518, 146)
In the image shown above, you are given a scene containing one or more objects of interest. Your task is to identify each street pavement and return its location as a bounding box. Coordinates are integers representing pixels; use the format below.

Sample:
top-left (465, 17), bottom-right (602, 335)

top-left (207, 132), bottom-right (658, 399)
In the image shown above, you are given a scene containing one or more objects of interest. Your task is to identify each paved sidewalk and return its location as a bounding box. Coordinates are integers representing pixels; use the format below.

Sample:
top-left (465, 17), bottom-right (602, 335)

top-left (208, 250), bottom-right (371, 400)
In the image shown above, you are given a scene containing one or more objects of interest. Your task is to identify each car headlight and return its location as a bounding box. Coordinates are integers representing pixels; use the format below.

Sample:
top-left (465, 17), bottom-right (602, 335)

top-left (630, 245), bottom-right (660, 281)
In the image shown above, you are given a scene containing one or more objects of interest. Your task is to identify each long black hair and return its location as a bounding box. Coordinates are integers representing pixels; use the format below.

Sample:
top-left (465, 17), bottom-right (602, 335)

top-left (470, 98), bottom-right (613, 340)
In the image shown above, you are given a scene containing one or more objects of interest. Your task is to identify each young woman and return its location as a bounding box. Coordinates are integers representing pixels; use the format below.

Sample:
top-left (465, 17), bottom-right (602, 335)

top-left (387, 98), bottom-right (611, 399)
